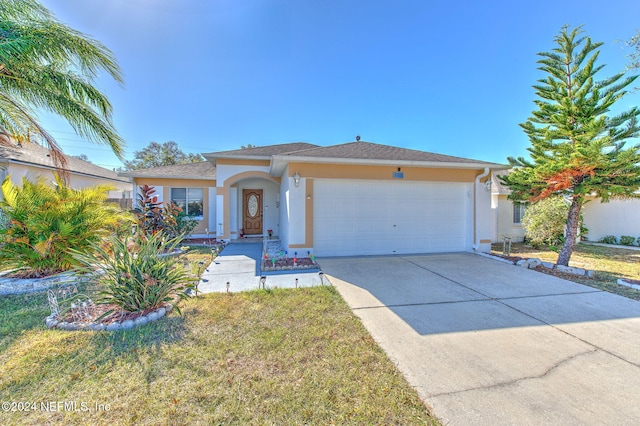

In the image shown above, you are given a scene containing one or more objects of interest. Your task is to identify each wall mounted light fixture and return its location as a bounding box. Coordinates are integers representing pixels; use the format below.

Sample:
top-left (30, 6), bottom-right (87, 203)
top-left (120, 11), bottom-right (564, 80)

top-left (293, 171), bottom-right (301, 187)
top-left (485, 180), bottom-right (492, 191)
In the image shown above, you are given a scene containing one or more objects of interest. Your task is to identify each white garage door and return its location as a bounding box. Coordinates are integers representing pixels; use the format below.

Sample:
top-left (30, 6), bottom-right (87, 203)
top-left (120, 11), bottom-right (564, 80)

top-left (313, 179), bottom-right (473, 256)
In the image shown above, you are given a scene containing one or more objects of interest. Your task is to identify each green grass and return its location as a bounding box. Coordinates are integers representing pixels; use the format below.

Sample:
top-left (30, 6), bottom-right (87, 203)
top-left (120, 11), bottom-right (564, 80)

top-left (492, 242), bottom-right (640, 301)
top-left (0, 286), bottom-right (438, 425)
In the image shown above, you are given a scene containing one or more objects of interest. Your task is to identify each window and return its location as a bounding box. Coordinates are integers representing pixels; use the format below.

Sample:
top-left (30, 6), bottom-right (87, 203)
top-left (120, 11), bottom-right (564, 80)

top-left (513, 202), bottom-right (526, 224)
top-left (171, 188), bottom-right (203, 218)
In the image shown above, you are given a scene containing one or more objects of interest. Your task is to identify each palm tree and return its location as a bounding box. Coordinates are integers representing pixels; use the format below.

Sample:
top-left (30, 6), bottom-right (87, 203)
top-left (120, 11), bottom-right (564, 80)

top-left (0, 0), bottom-right (124, 168)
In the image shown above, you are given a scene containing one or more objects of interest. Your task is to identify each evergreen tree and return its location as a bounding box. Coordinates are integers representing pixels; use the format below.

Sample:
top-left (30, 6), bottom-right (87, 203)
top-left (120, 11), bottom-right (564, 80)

top-left (501, 26), bottom-right (640, 266)
top-left (627, 29), bottom-right (640, 71)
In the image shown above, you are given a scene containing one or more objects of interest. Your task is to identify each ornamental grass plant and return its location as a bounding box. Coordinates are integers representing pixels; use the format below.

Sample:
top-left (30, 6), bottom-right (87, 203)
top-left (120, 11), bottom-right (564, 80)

top-left (72, 232), bottom-right (196, 317)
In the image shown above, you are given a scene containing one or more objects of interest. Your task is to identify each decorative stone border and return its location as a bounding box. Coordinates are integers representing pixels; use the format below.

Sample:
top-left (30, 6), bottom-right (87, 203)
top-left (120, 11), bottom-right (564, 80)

top-left (617, 279), bottom-right (640, 291)
top-left (474, 252), bottom-right (515, 265)
top-left (261, 263), bottom-right (320, 272)
top-left (45, 304), bottom-right (173, 332)
top-left (475, 252), bottom-right (595, 277)
top-left (0, 272), bottom-right (91, 295)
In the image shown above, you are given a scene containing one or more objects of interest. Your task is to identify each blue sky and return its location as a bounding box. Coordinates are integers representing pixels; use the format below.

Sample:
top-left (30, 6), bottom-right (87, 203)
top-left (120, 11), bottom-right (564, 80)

top-left (38, 0), bottom-right (639, 170)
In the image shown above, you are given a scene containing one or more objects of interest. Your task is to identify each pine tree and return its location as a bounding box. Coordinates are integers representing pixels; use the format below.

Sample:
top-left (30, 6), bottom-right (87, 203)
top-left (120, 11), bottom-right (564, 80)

top-left (501, 26), bottom-right (640, 266)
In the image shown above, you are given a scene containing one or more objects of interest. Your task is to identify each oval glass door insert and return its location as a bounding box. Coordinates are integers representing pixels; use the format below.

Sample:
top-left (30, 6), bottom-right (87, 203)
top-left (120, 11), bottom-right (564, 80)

top-left (248, 194), bottom-right (259, 217)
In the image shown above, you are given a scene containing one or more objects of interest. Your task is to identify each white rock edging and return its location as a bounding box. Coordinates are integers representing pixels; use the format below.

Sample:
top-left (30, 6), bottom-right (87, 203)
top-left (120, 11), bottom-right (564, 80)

top-left (0, 272), bottom-right (90, 295)
top-left (45, 304), bottom-right (173, 332)
top-left (474, 252), bottom-right (515, 265)
top-left (617, 279), bottom-right (640, 290)
top-left (474, 252), bottom-right (594, 277)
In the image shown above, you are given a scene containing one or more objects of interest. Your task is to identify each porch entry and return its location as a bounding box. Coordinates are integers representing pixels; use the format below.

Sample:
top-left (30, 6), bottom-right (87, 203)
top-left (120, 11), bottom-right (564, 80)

top-left (243, 189), bottom-right (263, 235)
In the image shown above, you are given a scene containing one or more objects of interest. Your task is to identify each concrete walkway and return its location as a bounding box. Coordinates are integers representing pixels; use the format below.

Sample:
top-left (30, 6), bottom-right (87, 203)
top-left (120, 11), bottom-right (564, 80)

top-left (320, 252), bottom-right (640, 425)
top-left (197, 242), bottom-right (324, 293)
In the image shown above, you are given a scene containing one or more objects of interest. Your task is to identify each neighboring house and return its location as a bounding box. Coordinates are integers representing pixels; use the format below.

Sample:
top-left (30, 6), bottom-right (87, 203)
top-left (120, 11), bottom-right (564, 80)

top-left (492, 169), bottom-right (640, 243)
top-left (122, 140), bottom-right (506, 256)
top-left (491, 169), bottom-right (527, 243)
top-left (581, 197), bottom-right (640, 242)
top-left (0, 141), bottom-right (132, 205)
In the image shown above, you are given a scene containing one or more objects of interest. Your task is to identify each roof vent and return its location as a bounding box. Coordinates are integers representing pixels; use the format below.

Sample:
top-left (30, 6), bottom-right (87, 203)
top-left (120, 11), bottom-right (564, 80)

top-left (355, 135), bottom-right (361, 141)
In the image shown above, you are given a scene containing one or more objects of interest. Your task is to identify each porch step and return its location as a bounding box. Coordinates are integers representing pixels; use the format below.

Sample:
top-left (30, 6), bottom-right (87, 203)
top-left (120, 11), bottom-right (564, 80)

top-left (263, 238), bottom-right (285, 259)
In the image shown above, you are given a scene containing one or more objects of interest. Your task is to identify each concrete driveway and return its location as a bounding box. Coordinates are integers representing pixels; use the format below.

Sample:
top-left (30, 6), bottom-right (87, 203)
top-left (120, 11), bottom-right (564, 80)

top-left (320, 252), bottom-right (640, 425)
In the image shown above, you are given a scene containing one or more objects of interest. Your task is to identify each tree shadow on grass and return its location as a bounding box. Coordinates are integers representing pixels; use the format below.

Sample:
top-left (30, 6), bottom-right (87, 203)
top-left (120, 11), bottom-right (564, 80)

top-left (1, 288), bottom-right (190, 361)
top-left (88, 314), bottom-right (188, 359)
top-left (0, 291), bottom-right (50, 354)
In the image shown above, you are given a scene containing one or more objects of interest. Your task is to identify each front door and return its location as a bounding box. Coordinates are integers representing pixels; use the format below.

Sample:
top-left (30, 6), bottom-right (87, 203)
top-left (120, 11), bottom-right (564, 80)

top-left (243, 189), bottom-right (263, 235)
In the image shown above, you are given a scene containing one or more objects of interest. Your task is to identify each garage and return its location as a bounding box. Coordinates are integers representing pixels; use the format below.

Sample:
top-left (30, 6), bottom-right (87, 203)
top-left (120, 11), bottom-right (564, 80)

top-left (313, 179), bottom-right (474, 256)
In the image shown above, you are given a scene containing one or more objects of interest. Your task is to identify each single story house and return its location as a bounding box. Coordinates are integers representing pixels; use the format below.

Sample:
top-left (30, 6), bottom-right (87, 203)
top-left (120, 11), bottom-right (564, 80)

top-left (0, 141), bottom-right (132, 205)
top-left (121, 141), bottom-right (506, 256)
top-left (491, 169), bottom-right (640, 243)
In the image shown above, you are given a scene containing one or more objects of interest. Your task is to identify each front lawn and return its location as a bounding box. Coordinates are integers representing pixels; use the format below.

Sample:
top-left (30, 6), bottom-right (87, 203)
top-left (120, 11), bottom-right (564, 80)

top-left (492, 242), bottom-right (640, 301)
top-left (0, 286), bottom-right (438, 425)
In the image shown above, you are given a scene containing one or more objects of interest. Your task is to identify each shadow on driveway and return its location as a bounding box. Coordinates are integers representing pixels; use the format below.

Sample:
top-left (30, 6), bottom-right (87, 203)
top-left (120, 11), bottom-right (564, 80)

top-left (319, 252), bottom-right (640, 335)
top-left (320, 252), bottom-right (640, 425)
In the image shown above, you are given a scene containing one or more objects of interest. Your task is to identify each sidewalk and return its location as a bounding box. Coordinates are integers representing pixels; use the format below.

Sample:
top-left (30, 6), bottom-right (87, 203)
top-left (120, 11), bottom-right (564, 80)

top-left (197, 242), bottom-right (324, 293)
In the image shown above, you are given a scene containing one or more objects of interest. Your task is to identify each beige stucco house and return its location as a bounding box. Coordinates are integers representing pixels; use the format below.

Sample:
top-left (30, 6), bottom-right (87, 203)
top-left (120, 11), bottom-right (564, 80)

top-left (121, 141), bottom-right (506, 256)
top-left (0, 141), bottom-right (132, 204)
top-left (580, 198), bottom-right (640, 242)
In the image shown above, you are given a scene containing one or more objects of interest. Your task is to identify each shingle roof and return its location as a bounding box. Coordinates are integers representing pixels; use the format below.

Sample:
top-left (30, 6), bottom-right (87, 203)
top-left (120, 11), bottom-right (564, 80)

top-left (118, 161), bottom-right (216, 179)
top-left (281, 141), bottom-right (496, 164)
top-left (0, 141), bottom-right (128, 183)
top-left (117, 141), bottom-right (506, 180)
top-left (204, 142), bottom-right (320, 158)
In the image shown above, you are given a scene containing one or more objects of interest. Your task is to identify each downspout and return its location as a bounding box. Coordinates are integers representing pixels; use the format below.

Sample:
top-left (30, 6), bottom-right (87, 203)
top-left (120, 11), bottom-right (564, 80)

top-left (473, 167), bottom-right (490, 251)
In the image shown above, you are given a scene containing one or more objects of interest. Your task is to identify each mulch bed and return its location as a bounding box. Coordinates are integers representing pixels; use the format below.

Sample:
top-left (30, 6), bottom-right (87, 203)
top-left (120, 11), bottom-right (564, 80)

top-left (263, 257), bottom-right (317, 268)
top-left (489, 253), bottom-right (525, 263)
top-left (58, 302), bottom-right (172, 325)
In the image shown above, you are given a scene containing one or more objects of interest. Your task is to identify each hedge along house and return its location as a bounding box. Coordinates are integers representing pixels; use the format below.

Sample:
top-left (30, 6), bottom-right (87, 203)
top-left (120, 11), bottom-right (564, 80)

top-left (123, 141), bottom-right (506, 256)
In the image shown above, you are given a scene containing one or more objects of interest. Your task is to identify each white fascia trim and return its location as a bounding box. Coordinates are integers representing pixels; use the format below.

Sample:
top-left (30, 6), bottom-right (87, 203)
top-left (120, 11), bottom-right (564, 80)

top-left (122, 174), bottom-right (216, 180)
top-left (270, 155), bottom-right (508, 176)
top-left (202, 153), bottom-right (271, 163)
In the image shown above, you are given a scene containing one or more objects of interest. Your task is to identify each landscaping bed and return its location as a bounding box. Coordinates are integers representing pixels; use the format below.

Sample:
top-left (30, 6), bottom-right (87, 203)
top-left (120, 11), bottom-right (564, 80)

top-left (491, 242), bottom-right (640, 301)
top-left (261, 256), bottom-right (319, 272)
top-left (46, 302), bottom-right (173, 331)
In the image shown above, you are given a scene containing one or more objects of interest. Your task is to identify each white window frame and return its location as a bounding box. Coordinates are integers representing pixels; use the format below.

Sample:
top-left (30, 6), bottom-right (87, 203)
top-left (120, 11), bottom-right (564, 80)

top-left (513, 202), bottom-right (526, 225)
top-left (170, 187), bottom-right (204, 220)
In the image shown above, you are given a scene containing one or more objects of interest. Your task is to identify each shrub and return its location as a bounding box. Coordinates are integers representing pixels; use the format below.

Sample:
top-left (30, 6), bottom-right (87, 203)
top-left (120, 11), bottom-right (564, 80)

top-left (165, 201), bottom-right (198, 237)
top-left (619, 235), bottom-right (635, 246)
top-left (522, 196), bottom-right (569, 248)
top-left (599, 235), bottom-right (618, 244)
top-left (134, 185), bottom-right (196, 240)
top-left (0, 175), bottom-right (133, 277)
top-left (72, 232), bottom-right (196, 316)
